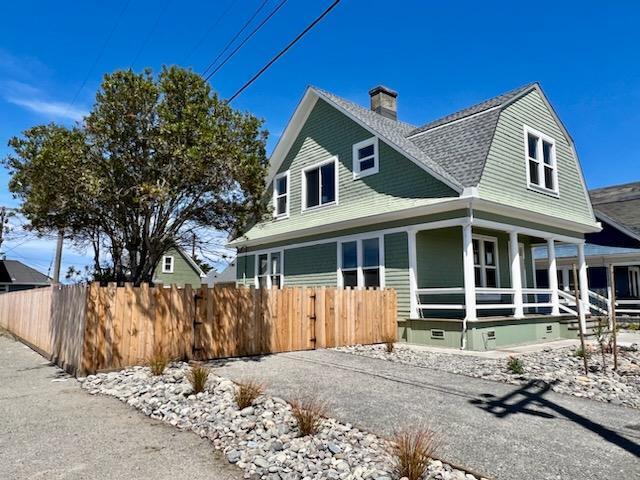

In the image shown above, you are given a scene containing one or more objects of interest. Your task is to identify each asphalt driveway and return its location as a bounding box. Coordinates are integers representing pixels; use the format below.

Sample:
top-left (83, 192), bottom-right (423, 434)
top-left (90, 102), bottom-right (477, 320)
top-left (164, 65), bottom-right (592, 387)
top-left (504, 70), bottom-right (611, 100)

top-left (0, 334), bottom-right (240, 480)
top-left (212, 349), bottom-right (640, 480)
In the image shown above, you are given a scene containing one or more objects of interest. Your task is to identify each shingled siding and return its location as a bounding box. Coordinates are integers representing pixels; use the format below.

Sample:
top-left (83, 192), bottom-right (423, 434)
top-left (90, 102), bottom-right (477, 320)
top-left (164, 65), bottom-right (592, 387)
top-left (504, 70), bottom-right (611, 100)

top-left (478, 89), bottom-right (594, 227)
top-left (284, 243), bottom-right (337, 286)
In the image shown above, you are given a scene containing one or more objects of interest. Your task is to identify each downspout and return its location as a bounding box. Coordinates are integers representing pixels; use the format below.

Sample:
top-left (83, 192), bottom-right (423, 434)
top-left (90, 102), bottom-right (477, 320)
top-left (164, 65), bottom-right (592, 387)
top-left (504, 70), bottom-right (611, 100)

top-left (461, 188), bottom-right (477, 350)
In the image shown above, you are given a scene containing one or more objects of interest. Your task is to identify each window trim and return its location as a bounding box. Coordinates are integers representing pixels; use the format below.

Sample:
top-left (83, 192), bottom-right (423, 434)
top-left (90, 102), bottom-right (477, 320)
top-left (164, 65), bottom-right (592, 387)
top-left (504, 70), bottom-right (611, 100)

top-left (523, 125), bottom-right (559, 197)
top-left (272, 170), bottom-right (290, 219)
top-left (301, 156), bottom-right (339, 212)
top-left (254, 249), bottom-right (284, 289)
top-left (352, 137), bottom-right (379, 179)
top-left (161, 255), bottom-right (175, 274)
top-left (472, 234), bottom-right (500, 288)
top-left (337, 234), bottom-right (385, 289)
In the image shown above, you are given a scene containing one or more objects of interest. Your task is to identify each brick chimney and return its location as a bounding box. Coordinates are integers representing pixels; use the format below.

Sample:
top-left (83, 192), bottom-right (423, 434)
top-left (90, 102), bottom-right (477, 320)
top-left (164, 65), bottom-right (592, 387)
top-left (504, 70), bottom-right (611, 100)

top-left (369, 85), bottom-right (398, 120)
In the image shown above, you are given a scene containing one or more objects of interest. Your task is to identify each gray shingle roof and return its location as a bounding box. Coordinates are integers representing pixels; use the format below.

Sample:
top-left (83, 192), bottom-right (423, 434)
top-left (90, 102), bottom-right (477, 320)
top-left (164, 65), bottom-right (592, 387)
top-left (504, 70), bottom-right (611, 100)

top-left (0, 260), bottom-right (50, 284)
top-left (590, 181), bottom-right (640, 239)
top-left (312, 83), bottom-right (539, 189)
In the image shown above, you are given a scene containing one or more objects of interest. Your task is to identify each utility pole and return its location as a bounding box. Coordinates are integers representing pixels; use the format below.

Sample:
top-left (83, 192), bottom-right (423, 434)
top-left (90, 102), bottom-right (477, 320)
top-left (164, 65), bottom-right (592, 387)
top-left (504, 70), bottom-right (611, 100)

top-left (52, 231), bottom-right (64, 284)
top-left (192, 232), bottom-right (196, 258)
top-left (0, 207), bottom-right (11, 260)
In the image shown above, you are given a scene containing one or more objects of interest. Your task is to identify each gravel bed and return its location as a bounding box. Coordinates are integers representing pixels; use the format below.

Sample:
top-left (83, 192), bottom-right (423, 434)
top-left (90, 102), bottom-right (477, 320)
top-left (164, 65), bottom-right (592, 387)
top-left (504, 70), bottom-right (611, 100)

top-left (81, 363), bottom-right (484, 480)
top-left (336, 343), bottom-right (640, 409)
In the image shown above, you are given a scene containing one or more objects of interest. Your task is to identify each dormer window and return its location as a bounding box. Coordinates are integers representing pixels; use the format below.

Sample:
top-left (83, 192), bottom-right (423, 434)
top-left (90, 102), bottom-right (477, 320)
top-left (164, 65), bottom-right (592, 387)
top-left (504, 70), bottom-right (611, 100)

top-left (273, 171), bottom-right (289, 218)
top-left (524, 126), bottom-right (558, 196)
top-left (352, 137), bottom-right (379, 179)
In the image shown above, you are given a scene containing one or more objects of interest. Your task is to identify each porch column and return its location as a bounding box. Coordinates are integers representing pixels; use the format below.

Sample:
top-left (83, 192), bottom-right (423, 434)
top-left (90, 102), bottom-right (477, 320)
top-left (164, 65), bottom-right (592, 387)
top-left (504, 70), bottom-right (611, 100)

top-left (577, 242), bottom-right (590, 316)
top-left (407, 229), bottom-right (419, 318)
top-left (462, 223), bottom-right (477, 323)
top-left (509, 231), bottom-right (524, 318)
top-left (547, 238), bottom-right (560, 315)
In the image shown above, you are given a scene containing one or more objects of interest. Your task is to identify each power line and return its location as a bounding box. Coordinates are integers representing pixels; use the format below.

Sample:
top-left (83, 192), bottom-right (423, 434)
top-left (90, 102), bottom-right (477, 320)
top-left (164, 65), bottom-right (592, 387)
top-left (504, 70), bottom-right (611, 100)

top-left (183, 0), bottom-right (240, 63)
top-left (64, 0), bottom-right (132, 117)
top-left (204, 0), bottom-right (289, 82)
top-left (130, 0), bottom-right (171, 69)
top-left (226, 0), bottom-right (341, 103)
top-left (201, 0), bottom-right (271, 77)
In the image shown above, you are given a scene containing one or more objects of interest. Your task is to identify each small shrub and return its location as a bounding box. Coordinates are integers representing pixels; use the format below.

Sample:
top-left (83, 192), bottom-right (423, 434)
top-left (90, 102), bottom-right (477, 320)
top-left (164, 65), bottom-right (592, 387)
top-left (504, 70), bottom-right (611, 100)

top-left (382, 333), bottom-right (396, 353)
top-left (574, 346), bottom-right (592, 359)
top-left (506, 356), bottom-right (524, 374)
top-left (290, 397), bottom-right (327, 436)
top-left (147, 347), bottom-right (169, 376)
top-left (390, 428), bottom-right (436, 480)
top-left (235, 379), bottom-right (265, 409)
top-left (186, 364), bottom-right (210, 394)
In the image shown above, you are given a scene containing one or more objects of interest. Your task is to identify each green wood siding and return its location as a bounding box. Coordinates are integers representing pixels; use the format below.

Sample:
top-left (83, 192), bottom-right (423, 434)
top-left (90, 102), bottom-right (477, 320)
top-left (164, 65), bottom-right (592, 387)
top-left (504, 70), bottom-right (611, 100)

top-left (235, 254), bottom-right (255, 286)
top-left (416, 228), bottom-right (463, 288)
top-left (153, 247), bottom-right (202, 287)
top-left (240, 99), bottom-right (457, 243)
top-left (284, 243), bottom-right (337, 286)
top-left (384, 232), bottom-right (410, 317)
top-left (479, 89), bottom-right (595, 227)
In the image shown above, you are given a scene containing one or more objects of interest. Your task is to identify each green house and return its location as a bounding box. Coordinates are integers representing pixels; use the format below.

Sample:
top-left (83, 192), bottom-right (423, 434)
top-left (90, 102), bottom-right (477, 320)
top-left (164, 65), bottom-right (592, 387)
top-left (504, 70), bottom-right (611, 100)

top-left (152, 246), bottom-right (206, 287)
top-left (230, 83), bottom-right (602, 351)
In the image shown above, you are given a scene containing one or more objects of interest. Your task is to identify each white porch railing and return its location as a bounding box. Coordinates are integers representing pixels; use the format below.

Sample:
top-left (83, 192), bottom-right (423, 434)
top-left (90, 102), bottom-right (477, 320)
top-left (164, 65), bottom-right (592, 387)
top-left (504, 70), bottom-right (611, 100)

top-left (615, 299), bottom-right (640, 316)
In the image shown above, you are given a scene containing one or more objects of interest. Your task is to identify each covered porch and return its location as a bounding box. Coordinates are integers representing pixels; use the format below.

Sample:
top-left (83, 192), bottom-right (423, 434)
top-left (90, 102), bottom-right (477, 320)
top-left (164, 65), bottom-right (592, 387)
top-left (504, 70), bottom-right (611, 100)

top-left (404, 214), bottom-right (592, 350)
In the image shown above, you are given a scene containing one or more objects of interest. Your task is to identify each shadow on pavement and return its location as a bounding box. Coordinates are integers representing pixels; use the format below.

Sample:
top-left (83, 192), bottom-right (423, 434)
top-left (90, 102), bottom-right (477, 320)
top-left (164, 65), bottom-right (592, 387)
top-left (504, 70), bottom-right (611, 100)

top-left (470, 379), bottom-right (640, 457)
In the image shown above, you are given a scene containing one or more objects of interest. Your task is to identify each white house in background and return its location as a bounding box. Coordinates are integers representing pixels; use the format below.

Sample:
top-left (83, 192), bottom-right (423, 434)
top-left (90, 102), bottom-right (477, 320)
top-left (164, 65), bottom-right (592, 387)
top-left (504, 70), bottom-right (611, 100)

top-left (207, 260), bottom-right (237, 286)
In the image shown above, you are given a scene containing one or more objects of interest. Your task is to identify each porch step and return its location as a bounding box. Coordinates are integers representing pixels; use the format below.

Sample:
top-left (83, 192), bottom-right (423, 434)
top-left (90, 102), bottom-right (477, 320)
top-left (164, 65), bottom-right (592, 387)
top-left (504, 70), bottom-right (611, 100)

top-left (561, 315), bottom-right (609, 336)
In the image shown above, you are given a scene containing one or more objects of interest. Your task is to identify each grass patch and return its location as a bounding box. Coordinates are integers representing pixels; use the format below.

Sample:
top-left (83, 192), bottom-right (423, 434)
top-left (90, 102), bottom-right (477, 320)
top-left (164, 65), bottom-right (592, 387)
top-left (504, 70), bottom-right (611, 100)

top-left (290, 397), bottom-right (327, 436)
top-left (574, 346), bottom-right (592, 359)
top-left (389, 428), bottom-right (436, 480)
top-left (234, 379), bottom-right (265, 409)
top-left (506, 356), bottom-right (524, 374)
top-left (186, 364), bottom-right (210, 394)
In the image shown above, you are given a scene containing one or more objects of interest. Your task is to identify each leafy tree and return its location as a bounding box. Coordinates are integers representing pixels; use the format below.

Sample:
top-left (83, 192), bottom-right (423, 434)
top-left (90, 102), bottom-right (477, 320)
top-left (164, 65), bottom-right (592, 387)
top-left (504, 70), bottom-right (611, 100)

top-left (4, 67), bottom-right (268, 284)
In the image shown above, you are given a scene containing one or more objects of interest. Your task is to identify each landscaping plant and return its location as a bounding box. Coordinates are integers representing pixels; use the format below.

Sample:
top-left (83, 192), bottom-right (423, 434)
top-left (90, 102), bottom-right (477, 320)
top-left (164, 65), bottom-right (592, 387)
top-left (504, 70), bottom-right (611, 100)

top-left (234, 379), bottom-right (265, 409)
top-left (390, 428), bottom-right (436, 480)
top-left (506, 356), bottom-right (525, 374)
top-left (382, 333), bottom-right (396, 353)
top-left (186, 364), bottom-right (210, 394)
top-left (574, 346), bottom-right (592, 360)
top-left (290, 397), bottom-right (327, 436)
top-left (147, 347), bottom-right (169, 376)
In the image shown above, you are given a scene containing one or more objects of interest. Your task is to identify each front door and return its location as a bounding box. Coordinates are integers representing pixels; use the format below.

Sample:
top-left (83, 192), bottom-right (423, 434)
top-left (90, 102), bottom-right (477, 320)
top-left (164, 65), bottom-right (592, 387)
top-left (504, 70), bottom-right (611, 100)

top-left (629, 267), bottom-right (640, 298)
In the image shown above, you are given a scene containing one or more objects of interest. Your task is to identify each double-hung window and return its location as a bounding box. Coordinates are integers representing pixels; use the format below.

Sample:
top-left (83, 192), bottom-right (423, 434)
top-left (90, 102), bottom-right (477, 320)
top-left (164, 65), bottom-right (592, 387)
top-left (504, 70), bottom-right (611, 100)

top-left (273, 171), bottom-right (289, 218)
top-left (302, 158), bottom-right (337, 210)
top-left (339, 237), bottom-right (383, 288)
top-left (525, 126), bottom-right (558, 195)
top-left (352, 137), bottom-right (379, 179)
top-left (473, 237), bottom-right (499, 288)
top-left (162, 255), bottom-right (174, 274)
top-left (256, 251), bottom-right (283, 288)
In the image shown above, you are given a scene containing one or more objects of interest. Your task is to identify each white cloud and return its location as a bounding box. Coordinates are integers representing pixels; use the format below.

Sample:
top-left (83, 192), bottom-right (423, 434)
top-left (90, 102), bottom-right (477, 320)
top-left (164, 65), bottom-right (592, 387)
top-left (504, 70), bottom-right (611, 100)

top-left (6, 96), bottom-right (87, 122)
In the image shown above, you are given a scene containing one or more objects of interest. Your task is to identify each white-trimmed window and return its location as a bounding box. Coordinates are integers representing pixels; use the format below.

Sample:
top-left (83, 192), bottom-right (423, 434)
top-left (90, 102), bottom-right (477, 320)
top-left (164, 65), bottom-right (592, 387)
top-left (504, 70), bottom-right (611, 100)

top-left (273, 171), bottom-right (289, 218)
top-left (302, 157), bottom-right (337, 211)
top-left (352, 137), bottom-right (379, 179)
top-left (162, 255), bottom-right (174, 273)
top-left (338, 236), bottom-right (384, 289)
top-left (524, 126), bottom-right (558, 195)
top-left (255, 251), bottom-right (283, 288)
top-left (472, 236), bottom-right (499, 288)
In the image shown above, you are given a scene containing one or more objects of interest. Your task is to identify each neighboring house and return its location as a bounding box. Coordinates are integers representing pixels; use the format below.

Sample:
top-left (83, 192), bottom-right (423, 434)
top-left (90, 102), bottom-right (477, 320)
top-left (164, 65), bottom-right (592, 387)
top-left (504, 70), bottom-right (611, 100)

top-left (229, 83), bottom-right (601, 351)
top-left (152, 246), bottom-right (207, 287)
top-left (207, 260), bottom-right (237, 286)
top-left (0, 258), bottom-right (50, 293)
top-left (535, 181), bottom-right (640, 318)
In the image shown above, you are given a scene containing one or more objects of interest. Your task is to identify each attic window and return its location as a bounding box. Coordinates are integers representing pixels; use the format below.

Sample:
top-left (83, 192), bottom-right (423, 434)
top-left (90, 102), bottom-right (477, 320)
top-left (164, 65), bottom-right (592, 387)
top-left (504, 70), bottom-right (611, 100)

top-left (352, 137), bottom-right (379, 179)
top-left (524, 126), bottom-right (558, 196)
top-left (162, 255), bottom-right (174, 274)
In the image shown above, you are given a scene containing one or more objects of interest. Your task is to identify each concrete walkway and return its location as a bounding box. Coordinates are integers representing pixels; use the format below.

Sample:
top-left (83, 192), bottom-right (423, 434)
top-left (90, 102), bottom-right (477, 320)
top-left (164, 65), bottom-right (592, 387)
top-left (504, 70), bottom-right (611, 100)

top-left (213, 349), bottom-right (640, 480)
top-left (0, 335), bottom-right (240, 480)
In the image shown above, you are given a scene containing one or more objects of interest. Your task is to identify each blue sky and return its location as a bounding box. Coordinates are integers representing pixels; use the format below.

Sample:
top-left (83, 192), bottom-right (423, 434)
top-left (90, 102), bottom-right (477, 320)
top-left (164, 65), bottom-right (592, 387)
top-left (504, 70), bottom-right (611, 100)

top-left (1, 0), bottom-right (639, 276)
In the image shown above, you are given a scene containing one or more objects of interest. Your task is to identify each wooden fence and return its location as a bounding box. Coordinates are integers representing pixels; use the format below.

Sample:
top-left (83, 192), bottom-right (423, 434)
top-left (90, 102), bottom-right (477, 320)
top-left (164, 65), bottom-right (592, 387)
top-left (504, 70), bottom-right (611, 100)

top-left (0, 283), bottom-right (397, 375)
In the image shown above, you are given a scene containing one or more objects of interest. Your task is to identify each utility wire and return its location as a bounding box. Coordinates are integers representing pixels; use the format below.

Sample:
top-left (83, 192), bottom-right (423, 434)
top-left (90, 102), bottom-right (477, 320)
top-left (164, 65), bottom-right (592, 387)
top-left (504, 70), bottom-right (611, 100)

top-left (204, 0), bottom-right (289, 81)
top-left (64, 0), bottom-right (132, 117)
top-left (130, 0), bottom-right (171, 69)
top-left (226, 0), bottom-right (341, 103)
top-left (201, 0), bottom-right (271, 77)
top-left (183, 0), bottom-right (239, 62)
